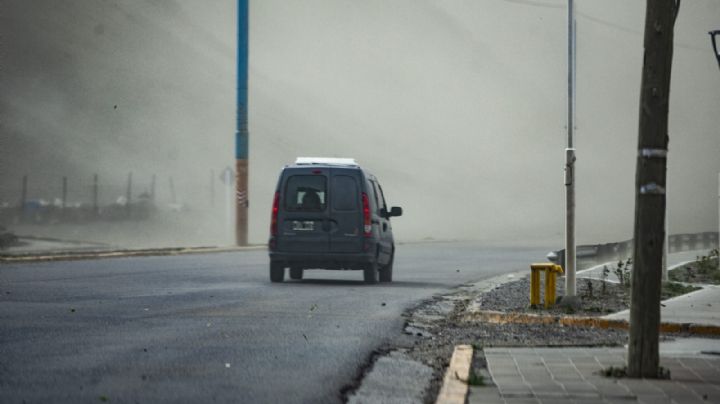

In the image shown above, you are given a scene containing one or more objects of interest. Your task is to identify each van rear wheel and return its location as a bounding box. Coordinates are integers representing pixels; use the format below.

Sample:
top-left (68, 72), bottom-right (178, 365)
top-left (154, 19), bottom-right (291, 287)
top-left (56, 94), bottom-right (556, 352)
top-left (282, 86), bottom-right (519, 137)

top-left (270, 262), bottom-right (284, 283)
top-left (379, 254), bottom-right (393, 283)
top-left (289, 267), bottom-right (303, 280)
top-left (363, 262), bottom-right (378, 284)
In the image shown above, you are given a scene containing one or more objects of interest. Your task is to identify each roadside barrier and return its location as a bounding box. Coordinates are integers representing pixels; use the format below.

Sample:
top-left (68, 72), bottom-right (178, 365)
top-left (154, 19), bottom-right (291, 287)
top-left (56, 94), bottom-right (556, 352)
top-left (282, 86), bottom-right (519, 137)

top-left (548, 232), bottom-right (719, 270)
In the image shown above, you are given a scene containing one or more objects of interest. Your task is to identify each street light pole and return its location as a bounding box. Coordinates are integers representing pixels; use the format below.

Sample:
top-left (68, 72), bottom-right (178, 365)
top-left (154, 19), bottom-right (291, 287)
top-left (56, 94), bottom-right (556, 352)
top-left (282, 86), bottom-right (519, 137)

top-left (565, 0), bottom-right (577, 298)
top-left (236, 0), bottom-right (249, 246)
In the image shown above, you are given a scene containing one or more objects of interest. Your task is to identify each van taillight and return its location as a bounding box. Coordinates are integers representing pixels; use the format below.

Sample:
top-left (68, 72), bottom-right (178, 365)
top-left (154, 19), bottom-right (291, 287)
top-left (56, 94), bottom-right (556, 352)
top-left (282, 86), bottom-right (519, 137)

top-left (270, 192), bottom-right (280, 236)
top-left (362, 192), bottom-right (372, 237)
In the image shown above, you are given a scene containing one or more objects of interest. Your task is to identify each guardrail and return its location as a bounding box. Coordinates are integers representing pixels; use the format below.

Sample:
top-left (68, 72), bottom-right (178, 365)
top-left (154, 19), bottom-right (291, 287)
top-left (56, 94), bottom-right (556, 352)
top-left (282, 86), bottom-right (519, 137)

top-left (547, 232), bottom-right (719, 270)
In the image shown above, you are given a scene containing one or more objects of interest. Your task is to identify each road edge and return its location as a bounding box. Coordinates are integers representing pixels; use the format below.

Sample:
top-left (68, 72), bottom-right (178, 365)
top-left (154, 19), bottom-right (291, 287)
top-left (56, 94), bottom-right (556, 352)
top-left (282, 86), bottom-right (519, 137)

top-left (0, 245), bottom-right (266, 263)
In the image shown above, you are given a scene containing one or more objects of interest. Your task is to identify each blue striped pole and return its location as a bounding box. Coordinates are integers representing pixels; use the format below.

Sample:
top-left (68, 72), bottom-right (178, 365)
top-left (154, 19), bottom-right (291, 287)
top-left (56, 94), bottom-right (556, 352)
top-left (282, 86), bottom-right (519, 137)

top-left (236, 0), bottom-right (249, 245)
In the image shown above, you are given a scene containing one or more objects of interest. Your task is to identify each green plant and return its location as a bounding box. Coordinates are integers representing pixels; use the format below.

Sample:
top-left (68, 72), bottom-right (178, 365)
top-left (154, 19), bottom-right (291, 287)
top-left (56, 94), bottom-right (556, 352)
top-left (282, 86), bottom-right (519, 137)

top-left (612, 258), bottom-right (632, 287)
top-left (600, 365), bottom-right (627, 378)
top-left (661, 282), bottom-right (700, 300)
top-left (684, 266), bottom-right (696, 282)
top-left (599, 365), bottom-right (669, 379)
top-left (467, 369), bottom-right (485, 386)
top-left (601, 265), bottom-right (609, 295)
top-left (696, 248), bottom-right (719, 274)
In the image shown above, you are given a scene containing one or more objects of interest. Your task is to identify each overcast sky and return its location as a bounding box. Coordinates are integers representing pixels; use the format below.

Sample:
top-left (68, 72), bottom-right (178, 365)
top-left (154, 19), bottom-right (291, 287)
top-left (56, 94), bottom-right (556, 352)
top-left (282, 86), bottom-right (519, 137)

top-left (1, 0), bottom-right (719, 246)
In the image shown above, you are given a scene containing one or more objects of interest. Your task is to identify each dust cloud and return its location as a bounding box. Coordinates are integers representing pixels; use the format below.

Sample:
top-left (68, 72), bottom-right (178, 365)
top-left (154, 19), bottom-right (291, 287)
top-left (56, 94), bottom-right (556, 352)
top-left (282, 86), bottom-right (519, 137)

top-left (1, 0), bottom-right (719, 248)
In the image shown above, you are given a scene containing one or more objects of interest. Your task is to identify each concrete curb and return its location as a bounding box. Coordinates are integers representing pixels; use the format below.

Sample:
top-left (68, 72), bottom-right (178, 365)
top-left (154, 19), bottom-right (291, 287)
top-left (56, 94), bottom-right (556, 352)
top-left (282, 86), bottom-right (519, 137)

top-left (0, 245), bottom-right (266, 263)
top-left (462, 309), bottom-right (720, 336)
top-left (435, 345), bottom-right (473, 404)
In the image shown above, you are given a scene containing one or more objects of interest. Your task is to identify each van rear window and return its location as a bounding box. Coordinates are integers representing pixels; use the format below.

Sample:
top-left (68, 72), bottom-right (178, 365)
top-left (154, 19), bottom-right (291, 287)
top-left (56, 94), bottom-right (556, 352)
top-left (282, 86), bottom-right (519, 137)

top-left (285, 175), bottom-right (326, 211)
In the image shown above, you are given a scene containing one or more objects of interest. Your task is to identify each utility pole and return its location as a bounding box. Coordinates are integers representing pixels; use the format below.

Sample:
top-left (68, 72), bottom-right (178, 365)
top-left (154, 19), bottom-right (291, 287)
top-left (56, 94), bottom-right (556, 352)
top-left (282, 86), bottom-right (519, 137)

top-left (235, 0), bottom-right (249, 246)
top-left (628, 0), bottom-right (679, 378)
top-left (564, 0), bottom-right (577, 298)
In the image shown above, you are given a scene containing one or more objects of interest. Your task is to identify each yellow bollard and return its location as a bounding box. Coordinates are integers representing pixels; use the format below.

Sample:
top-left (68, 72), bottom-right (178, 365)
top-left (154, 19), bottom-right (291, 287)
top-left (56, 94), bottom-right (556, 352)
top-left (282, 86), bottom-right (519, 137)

top-left (530, 266), bottom-right (542, 306)
top-left (530, 263), bottom-right (564, 308)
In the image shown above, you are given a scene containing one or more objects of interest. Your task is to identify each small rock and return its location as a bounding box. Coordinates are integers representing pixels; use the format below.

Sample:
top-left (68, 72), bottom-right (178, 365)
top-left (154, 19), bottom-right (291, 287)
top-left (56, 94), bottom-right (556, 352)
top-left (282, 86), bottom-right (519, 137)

top-left (381, 302), bottom-right (386, 306)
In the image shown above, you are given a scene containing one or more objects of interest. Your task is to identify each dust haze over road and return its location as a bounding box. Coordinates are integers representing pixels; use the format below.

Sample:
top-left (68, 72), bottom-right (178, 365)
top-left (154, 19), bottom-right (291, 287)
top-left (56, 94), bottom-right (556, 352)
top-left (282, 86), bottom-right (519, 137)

top-left (1, 0), bottom-right (719, 247)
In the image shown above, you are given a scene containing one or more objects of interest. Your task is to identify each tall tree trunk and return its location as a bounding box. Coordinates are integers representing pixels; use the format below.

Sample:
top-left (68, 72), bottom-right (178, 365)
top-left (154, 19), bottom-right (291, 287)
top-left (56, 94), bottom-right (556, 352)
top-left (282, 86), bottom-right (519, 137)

top-left (628, 0), bottom-right (679, 378)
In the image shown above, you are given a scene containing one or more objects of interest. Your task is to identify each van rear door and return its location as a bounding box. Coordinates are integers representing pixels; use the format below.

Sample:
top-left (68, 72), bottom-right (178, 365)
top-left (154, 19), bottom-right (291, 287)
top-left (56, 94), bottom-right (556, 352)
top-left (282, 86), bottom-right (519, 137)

top-left (277, 169), bottom-right (330, 252)
top-left (329, 169), bottom-right (363, 253)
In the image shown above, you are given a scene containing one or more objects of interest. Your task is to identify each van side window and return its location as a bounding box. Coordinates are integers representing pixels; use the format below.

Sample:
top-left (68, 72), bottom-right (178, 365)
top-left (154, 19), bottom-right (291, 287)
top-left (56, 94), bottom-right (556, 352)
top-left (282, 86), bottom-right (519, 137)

top-left (332, 176), bottom-right (358, 211)
top-left (369, 180), bottom-right (380, 211)
top-left (285, 175), bottom-right (326, 211)
top-left (373, 181), bottom-right (387, 212)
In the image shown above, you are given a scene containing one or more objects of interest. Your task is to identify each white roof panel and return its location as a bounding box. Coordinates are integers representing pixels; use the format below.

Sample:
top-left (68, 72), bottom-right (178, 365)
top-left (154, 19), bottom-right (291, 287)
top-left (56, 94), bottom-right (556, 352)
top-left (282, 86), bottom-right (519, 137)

top-left (294, 157), bottom-right (358, 166)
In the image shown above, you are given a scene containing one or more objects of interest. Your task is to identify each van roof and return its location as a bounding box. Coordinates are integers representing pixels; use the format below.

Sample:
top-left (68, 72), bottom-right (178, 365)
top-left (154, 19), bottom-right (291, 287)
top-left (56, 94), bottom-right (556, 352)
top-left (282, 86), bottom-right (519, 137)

top-left (294, 157), bottom-right (358, 167)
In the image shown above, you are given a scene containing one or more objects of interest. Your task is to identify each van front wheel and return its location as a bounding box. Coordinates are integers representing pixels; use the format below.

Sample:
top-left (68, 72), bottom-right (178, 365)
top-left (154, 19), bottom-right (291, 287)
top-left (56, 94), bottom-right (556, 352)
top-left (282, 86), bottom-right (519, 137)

top-left (270, 262), bottom-right (284, 283)
top-left (363, 262), bottom-right (378, 284)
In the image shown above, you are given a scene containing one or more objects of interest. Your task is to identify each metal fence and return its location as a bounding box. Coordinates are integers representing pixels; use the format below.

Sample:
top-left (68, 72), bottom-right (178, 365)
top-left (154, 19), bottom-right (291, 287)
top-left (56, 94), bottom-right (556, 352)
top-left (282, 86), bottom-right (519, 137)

top-left (0, 170), bottom-right (227, 225)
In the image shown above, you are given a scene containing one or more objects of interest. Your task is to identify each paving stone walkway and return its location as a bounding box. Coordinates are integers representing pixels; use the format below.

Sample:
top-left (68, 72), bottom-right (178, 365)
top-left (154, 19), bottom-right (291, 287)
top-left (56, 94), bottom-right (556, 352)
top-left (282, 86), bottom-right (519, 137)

top-left (469, 347), bottom-right (720, 404)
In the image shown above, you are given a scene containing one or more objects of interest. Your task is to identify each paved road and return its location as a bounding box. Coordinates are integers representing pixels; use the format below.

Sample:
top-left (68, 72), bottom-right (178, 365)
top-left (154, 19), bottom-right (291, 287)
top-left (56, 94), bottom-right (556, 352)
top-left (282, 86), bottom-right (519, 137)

top-left (0, 242), bottom-right (549, 403)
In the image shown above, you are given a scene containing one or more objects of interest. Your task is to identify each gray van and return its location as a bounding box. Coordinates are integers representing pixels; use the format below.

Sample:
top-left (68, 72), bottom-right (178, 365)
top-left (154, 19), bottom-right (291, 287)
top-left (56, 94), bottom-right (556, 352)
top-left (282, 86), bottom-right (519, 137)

top-left (268, 158), bottom-right (402, 283)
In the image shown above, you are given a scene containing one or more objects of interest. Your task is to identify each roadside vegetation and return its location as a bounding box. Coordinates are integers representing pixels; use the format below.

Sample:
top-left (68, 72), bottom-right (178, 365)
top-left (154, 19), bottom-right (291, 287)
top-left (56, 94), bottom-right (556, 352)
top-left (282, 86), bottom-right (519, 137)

top-left (669, 249), bottom-right (720, 285)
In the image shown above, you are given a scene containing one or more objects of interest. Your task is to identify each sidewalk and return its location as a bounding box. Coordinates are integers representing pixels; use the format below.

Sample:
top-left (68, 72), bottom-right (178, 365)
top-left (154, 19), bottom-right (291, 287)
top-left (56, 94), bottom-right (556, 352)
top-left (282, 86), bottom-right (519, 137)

top-left (459, 250), bottom-right (720, 404)
top-left (469, 347), bottom-right (720, 404)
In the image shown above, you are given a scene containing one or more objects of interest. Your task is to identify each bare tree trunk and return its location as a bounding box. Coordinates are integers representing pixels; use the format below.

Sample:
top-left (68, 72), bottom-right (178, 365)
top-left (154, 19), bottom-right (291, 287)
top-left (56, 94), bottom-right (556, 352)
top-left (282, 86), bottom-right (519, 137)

top-left (628, 0), bottom-right (679, 378)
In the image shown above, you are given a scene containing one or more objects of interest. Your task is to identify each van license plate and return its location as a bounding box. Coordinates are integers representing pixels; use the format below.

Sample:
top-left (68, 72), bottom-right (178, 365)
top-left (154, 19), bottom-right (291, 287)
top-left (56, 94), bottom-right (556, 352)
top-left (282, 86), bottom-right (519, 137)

top-left (292, 221), bottom-right (315, 231)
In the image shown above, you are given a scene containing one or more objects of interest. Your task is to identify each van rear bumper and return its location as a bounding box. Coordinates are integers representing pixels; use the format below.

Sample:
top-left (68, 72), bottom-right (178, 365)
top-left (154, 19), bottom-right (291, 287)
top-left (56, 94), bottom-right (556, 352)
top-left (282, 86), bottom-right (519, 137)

top-left (269, 250), bottom-right (375, 270)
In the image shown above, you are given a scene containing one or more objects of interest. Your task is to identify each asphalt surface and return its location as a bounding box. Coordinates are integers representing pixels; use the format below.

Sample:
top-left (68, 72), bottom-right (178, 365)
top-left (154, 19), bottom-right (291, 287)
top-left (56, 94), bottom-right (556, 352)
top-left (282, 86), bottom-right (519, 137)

top-left (0, 242), bottom-right (549, 403)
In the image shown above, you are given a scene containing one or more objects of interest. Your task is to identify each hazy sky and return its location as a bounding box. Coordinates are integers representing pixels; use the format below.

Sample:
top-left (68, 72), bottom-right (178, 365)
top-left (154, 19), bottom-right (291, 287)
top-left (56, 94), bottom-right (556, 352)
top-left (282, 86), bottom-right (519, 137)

top-left (1, 0), bottom-right (719, 246)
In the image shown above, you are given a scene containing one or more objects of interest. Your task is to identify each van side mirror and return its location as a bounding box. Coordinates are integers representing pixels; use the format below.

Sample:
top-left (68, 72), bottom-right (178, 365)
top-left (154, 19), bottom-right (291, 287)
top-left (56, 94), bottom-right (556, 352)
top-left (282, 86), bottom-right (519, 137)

top-left (388, 206), bottom-right (402, 218)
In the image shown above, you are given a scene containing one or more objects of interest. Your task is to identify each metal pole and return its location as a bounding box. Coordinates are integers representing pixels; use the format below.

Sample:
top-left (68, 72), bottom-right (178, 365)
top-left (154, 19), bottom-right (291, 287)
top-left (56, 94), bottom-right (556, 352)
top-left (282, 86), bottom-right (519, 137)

top-left (663, 181), bottom-right (668, 281)
top-left (211, 169), bottom-right (216, 207)
top-left (150, 174), bottom-right (156, 203)
top-left (62, 176), bottom-right (67, 210)
top-left (20, 175), bottom-right (27, 207)
top-left (126, 172), bottom-right (133, 218)
top-left (20, 175), bottom-right (28, 222)
top-left (565, 0), bottom-right (577, 297)
top-left (235, 0), bottom-right (249, 246)
top-left (93, 174), bottom-right (99, 217)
